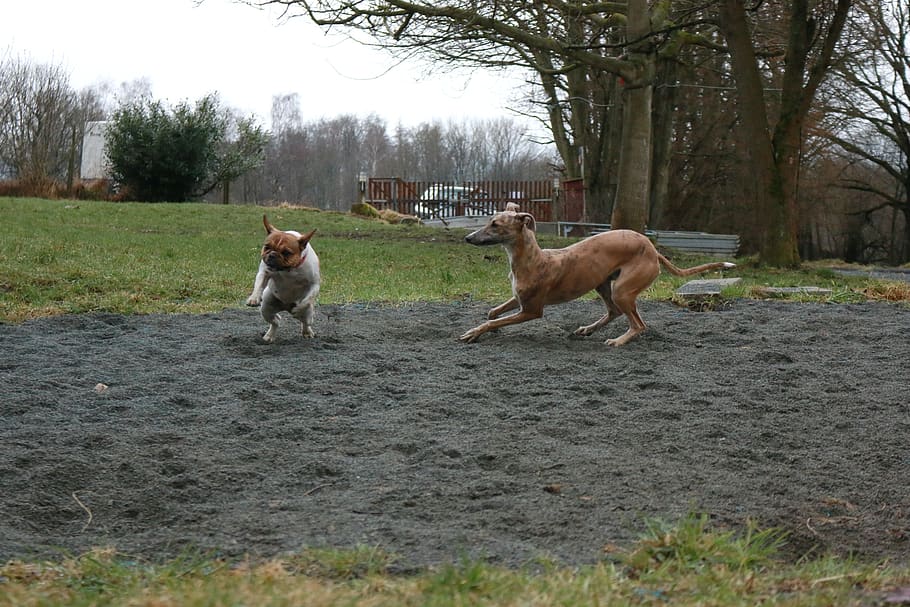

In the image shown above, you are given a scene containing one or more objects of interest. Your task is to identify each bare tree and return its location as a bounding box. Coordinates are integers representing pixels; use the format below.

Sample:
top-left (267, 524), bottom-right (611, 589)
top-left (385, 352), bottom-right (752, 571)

top-left (270, 93), bottom-right (303, 136)
top-left (360, 115), bottom-right (393, 178)
top-left (242, 0), bottom-right (683, 234)
top-left (444, 121), bottom-right (471, 181)
top-left (817, 0), bottom-right (909, 263)
top-left (244, 104), bottom-right (550, 206)
top-left (243, 1), bottom-right (857, 265)
top-left (717, 0), bottom-right (851, 266)
top-left (411, 121), bottom-right (449, 180)
top-left (0, 52), bottom-right (78, 186)
top-left (262, 93), bottom-right (306, 201)
top-left (659, 43), bottom-right (744, 235)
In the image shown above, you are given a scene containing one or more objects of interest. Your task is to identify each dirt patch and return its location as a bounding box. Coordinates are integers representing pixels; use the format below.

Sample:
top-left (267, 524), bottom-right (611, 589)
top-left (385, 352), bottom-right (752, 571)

top-left (1, 300), bottom-right (908, 568)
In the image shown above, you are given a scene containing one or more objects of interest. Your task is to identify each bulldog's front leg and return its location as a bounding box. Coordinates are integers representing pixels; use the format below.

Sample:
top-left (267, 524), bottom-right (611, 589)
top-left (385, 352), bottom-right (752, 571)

top-left (246, 262), bottom-right (270, 306)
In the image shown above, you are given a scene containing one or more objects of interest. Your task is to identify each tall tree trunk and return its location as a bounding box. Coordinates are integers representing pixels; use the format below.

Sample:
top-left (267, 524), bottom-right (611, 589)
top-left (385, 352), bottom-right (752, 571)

top-left (719, 0), bottom-right (799, 266)
top-left (649, 58), bottom-right (678, 229)
top-left (609, 0), bottom-right (653, 233)
top-left (902, 204), bottom-right (910, 264)
top-left (720, 0), bottom-right (849, 266)
top-left (611, 83), bottom-right (652, 231)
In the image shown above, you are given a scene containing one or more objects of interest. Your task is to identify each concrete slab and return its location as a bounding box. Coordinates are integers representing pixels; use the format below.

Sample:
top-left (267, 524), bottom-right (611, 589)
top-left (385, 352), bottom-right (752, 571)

top-left (758, 286), bottom-right (833, 296)
top-left (675, 278), bottom-right (742, 298)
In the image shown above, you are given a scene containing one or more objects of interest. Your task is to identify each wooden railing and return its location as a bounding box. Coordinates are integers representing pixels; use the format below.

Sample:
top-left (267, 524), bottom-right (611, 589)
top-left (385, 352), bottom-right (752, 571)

top-left (366, 178), bottom-right (560, 221)
top-left (557, 222), bottom-right (740, 257)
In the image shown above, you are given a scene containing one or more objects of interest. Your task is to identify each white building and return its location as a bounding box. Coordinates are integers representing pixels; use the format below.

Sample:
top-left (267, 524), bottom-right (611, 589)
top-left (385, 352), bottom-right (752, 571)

top-left (80, 121), bottom-right (110, 180)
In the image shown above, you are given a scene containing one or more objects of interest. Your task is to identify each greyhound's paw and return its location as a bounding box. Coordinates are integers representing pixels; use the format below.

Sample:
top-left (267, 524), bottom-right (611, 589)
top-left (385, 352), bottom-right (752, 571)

top-left (605, 331), bottom-right (638, 347)
top-left (301, 326), bottom-right (316, 338)
top-left (246, 295), bottom-right (261, 307)
top-left (459, 328), bottom-right (483, 343)
top-left (573, 325), bottom-right (595, 337)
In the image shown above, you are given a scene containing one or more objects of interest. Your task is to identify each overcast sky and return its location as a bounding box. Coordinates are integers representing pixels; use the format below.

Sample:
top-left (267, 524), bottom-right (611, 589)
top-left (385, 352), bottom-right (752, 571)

top-left (1, 0), bottom-right (531, 130)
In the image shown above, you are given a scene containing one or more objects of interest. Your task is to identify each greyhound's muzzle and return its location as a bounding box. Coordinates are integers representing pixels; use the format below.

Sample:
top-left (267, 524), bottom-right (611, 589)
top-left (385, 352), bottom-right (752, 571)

top-left (465, 230), bottom-right (498, 246)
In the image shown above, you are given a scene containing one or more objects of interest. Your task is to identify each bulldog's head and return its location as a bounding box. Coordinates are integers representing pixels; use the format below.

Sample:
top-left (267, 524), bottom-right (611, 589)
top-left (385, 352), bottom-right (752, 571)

top-left (260, 214), bottom-right (316, 271)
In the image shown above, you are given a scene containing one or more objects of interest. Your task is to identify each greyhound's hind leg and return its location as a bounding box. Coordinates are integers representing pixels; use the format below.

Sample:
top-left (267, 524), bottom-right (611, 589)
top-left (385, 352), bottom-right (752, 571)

top-left (602, 268), bottom-right (655, 346)
top-left (573, 280), bottom-right (622, 336)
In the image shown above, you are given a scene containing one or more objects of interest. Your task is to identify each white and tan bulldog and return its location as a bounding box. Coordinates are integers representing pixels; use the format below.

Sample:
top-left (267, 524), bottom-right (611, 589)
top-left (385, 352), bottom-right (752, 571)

top-left (246, 214), bottom-right (320, 343)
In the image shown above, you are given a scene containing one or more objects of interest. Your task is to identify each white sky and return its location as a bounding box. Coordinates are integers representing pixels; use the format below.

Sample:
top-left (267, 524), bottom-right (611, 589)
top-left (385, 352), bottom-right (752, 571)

top-left (1, 0), bottom-right (532, 130)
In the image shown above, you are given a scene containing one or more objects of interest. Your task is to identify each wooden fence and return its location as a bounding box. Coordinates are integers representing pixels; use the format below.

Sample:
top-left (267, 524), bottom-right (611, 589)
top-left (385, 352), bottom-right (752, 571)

top-left (366, 178), bottom-right (583, 222)
top-left (365, 177), bottom-right (737, 256)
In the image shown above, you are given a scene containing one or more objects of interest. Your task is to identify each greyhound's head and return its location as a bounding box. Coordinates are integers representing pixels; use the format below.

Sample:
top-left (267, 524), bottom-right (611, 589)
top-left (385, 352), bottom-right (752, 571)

top-left (464, 211), bottom-right (536, 246)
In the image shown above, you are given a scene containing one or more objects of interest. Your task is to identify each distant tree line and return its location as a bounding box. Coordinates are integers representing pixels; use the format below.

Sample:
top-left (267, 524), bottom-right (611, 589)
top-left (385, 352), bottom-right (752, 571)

top-left (230, 93), bottom-right (554, 210)
top-left (0, 49), bottom-right (551, 208)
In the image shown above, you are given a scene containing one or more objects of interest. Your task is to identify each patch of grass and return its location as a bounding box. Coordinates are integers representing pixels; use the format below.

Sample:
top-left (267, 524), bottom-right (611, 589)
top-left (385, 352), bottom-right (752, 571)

top-left (284, 545), bottom-right (396, 579)
top-left (0, 198), bottom-right (511, 321)
top-left (862, 280), bottom-right (910, 301)
top-left (3, 197), bottom-right (908, 322)
top-left (2, 515), bottom-right (908, 606)
top-left (623, 512), bottom-right (786, 574)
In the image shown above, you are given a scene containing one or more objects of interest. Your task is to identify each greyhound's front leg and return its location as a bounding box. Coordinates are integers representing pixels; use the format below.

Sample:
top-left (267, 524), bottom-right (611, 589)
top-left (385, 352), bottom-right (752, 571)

top-left (459, 309), bottom-right (543, 343)
top-left (488, 297), bottom-right (519, 320)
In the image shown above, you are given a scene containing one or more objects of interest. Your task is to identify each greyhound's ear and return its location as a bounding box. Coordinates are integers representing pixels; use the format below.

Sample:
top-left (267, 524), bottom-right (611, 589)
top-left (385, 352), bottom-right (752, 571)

top-left (518, 212), bottom-right (536, 232)
top-left (505, 202), bottom-right (521, 213)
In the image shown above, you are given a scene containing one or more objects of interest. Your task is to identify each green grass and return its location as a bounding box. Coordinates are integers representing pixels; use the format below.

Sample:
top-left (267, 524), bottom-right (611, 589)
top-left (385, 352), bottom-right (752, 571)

top-left (2, 513), bottom-right (908, 606)
top-left (1, 197), bottom-right (906, 322)
top-left (0, 197), bottom-right (513, 321)
top-left (2, 197), bottom-right (910, 604)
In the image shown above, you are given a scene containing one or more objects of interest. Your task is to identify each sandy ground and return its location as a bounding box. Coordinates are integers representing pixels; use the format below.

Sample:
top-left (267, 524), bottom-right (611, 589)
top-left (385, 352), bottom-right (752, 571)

top-left (1, 299), bottom-right (908, 568)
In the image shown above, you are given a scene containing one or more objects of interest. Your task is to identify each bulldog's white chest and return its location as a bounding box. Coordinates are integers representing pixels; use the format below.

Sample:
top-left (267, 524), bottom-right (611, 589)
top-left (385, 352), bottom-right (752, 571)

top-left (265, 247), bottom-right (320, 304)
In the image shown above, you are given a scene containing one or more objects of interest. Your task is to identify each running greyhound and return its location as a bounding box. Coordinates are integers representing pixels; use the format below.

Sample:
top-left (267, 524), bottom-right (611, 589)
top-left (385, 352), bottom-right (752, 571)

top-left (460, 209), bottom-right (735, 346)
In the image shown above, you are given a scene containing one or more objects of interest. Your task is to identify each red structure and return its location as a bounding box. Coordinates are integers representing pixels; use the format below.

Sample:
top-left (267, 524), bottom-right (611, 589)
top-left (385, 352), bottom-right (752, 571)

top-left (365, 177), bottom-right (584, 223)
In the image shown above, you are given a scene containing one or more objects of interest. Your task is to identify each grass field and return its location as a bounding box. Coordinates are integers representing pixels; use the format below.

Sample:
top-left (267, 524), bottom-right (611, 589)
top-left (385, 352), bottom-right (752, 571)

top-left (0, 197), bottom-right (513, 321)
top-left (1, 197), bottom-right (906, 324)
top-left (2, 197), bottom-right (909, 605)
top-left (2, 514), bottom-right (908, 606)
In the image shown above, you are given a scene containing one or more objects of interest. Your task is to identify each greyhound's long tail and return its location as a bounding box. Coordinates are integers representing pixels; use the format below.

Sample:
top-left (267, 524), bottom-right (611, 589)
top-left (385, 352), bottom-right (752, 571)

top-left (658, 253), bottom-right (736, 277)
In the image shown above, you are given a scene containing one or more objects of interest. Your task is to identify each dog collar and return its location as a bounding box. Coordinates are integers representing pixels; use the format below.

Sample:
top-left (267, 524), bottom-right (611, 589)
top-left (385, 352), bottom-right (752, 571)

top-left (295, 248), bottom-right (308, 268)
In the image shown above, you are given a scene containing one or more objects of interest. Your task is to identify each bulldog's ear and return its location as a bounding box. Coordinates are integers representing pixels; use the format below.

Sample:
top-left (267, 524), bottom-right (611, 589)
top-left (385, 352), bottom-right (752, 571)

top-left (263, 214), bottom-right (276, 234)
top-left (517, 212), bottom-right (536, 232)
top-left (505, 202), bottom-right (520, 213)
top-left (299, 228), bottom-right (316, 247)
